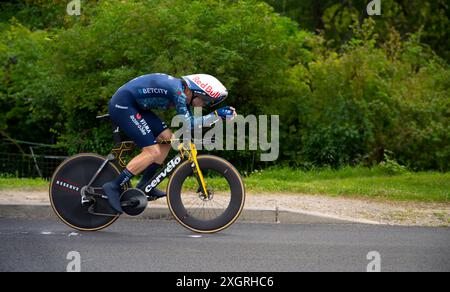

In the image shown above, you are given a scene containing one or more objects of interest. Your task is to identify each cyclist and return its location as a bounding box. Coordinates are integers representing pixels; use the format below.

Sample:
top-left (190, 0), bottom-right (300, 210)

top-left (103, 73), bottom-right (237, 214)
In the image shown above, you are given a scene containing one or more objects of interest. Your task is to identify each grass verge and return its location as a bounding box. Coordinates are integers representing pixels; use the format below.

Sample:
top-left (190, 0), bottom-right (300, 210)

top-left (0, 166), bottom-right (448, 202)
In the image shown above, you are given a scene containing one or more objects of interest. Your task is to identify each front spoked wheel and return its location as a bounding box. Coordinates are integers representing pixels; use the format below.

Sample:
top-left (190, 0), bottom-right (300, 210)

top-left (167, 155), bottom-right (245, 233)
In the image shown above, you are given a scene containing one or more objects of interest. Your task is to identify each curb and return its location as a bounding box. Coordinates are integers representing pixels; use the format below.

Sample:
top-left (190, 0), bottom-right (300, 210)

top-left (0, 204), bottom-right (377, 225)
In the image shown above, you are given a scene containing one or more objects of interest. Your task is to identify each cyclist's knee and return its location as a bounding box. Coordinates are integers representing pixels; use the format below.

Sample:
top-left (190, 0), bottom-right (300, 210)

top-left (142, 145), bottom-right (162, 160)
top-left (157, 129), bottom-right (173, 141)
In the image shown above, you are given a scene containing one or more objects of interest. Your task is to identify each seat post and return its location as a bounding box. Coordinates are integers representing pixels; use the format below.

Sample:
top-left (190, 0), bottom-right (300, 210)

top-left (112, 122), bottom-right (122, 144)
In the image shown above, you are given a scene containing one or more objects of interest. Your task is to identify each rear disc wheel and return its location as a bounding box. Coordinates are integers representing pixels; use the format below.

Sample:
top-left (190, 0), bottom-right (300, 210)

top-left (49, 153), bottom-right (125, 231)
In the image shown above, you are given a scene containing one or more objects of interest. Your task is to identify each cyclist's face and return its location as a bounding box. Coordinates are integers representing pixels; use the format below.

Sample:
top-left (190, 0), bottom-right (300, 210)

top-left (191, 95), bottom-right (206, 107)
top-left (185, 87), bottom-right (206, 107)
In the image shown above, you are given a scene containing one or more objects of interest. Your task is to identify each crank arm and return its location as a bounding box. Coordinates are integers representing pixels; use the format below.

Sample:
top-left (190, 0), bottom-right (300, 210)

top-left (120, 200), bottom-right (138, 207)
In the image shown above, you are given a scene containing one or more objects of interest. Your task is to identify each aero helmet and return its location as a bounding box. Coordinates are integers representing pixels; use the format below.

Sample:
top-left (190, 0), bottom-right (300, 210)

top-left (182, 74), bottom-right (228, 107)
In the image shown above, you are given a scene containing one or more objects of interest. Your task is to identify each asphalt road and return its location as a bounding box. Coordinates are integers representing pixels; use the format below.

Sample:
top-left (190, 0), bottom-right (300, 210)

top-left (0, 218), bottom-right (449, 272)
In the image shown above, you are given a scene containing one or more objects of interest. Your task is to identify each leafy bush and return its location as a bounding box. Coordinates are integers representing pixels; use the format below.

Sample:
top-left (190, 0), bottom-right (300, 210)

top-left (290, 19), bottom-right (450, 171)
top-left (378, 151), bottom-right (409, 175)
top-left (0, 1), bottom-right (448, 173)
top-left (40, 0), bottom-right (314, 159)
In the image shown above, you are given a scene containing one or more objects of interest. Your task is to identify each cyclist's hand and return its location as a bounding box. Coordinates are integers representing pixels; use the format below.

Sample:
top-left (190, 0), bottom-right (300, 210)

top-left (216, 106), bottom-right (237, 121)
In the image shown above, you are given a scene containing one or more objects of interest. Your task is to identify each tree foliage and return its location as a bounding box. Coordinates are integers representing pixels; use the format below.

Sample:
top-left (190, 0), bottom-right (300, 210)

top-left (264, 0), bottom-right (450, 61)
top-left (0, 0), bottom-right (448, 172)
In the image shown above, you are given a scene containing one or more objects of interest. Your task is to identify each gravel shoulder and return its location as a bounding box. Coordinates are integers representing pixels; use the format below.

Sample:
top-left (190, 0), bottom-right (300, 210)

top-left (0, 189), bottom-right (449, 227)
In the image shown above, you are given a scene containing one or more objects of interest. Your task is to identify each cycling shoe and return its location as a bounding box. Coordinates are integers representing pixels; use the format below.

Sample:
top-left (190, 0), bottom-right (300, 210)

top-left (102, 182), bottom-right (123, 214)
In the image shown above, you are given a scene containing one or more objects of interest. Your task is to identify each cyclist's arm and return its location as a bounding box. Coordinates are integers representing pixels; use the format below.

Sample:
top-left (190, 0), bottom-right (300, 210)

top-left (173, 91), bottom-right (220, 130)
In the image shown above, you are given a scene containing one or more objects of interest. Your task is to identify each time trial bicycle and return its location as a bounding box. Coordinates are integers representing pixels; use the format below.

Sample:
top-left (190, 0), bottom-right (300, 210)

top-left (49, 114), bottom-right (245, 233)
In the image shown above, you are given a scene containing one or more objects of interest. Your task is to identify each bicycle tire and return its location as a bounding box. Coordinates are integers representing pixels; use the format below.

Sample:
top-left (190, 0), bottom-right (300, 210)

top-left (49, 153), bottom-right (124, 231)
top-left (167, 155), bottom-right (245, 233)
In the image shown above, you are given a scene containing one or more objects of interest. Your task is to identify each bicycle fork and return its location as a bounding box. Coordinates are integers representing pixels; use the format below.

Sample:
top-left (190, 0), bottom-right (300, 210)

top-left (187, 142), bottom-right (210, 199)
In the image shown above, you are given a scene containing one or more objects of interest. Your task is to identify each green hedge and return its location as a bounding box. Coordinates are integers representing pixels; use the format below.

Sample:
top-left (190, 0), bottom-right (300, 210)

top-left (0, 0), bottom-right (448, 173)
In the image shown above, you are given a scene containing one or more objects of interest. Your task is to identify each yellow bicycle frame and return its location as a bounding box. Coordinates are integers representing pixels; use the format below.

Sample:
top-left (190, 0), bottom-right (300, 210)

top-left (177, 141), bottom-right (209, 199)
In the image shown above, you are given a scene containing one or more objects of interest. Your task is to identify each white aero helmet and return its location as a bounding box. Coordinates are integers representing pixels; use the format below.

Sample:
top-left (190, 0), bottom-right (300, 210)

top-left (182, 74), bottom-right (228, 107)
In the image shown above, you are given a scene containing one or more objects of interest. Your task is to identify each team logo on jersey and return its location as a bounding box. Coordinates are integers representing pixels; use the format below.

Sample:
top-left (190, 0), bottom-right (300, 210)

top-left (115, 104), bottom-right (128, 110)
top-left (130, 115), bottom-right (151, 135)
top-left (138, 88), bottom-right (168, 95)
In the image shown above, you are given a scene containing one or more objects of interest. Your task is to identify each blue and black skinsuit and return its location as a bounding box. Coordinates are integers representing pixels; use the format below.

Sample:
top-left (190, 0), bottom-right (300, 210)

top-left (108, 73), bottom-right (219, 147)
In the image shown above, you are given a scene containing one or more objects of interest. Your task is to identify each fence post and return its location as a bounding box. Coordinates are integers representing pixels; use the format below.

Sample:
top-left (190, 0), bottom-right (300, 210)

top-left (29, 146), bottom-right (43, 178)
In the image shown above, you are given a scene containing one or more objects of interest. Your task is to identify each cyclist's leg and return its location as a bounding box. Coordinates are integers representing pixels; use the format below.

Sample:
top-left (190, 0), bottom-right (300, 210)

top-left (142, 111), bottom-right (172, 164)
top-left (104, 92), bottom-right (161, 212)
top-left (155, 128), bottom-right (172, 163)
top-left (135, 111), bottom-right (172, 195)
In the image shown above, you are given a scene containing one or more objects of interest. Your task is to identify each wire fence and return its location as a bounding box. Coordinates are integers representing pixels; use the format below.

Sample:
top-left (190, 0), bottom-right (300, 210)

top-left (0, 139), bottom-right (68, 179)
